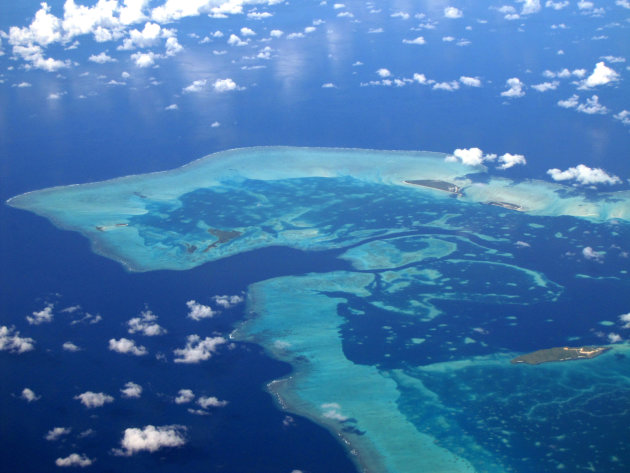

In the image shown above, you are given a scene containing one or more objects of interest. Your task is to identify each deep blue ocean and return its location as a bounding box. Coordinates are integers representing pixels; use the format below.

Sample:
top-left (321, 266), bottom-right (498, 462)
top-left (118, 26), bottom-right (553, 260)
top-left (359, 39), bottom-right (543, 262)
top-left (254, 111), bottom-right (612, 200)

top-left (2, 1), bottom-right (630, 472)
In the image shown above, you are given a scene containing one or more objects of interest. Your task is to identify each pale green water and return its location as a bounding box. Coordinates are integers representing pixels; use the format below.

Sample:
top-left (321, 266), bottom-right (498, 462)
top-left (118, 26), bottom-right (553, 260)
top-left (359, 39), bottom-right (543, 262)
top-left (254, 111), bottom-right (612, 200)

top-left (8, 147), bottom-right (630, 472)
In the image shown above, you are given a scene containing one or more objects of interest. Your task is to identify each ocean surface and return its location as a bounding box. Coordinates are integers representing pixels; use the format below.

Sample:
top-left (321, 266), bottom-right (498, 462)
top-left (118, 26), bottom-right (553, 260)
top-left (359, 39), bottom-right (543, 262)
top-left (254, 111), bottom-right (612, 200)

top-left (5, 147), bottom-right (630, 472)
top-left (2, 1), bottom-right (630, 471)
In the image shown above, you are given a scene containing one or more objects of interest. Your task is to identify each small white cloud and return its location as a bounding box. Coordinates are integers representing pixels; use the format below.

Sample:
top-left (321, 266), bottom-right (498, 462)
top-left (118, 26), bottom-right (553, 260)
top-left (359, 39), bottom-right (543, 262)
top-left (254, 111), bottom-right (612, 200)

top-left (321, 82), bottom-right (336, 88)
top-left (197, 396), bottom-right (228, 408)
top-left (580, 62), bottom-right (620, 88)
top-left (62, 341), bottom-right (81, 352)
top-left (269, 29), bottom-right (283, 38)
top-left (115, 425), bottom-right (186, 456)
top-left (403, 36), bottom-right (425, 45)
top-left (600, 55), bottom-right (626, 63)
top-left (576, 95), bottom-right (608, 114)
top-left (74, 391), bottom-right (114, 408)
top-left (613, 110), bottom-right (630, 126)
top-left (213, 294), bottom-right (244, 309)
top-left (531, 81), bottom-right (559, 92)
top-left (128, 309), bottom-right (166, 336)
top-left (608, 332), bottom-right (622, 343)
top-left (27, 304), bottom-right (54, 325)
top-left (240, 27), bottom-right (256, 36)
top-left (213, 78), bottom-right (242, 92)
top-left (618, 0), bottom-right (630, 8)
top-left (131, 51), bottom-right (160, 68)
top-left (89, 52), bottom-right (116, 64)
top-left (447, 147), bottom-right (487, 166)
top-left (248, 11), bottom-right (273, 19)
top-left (165, 36), bottom-right (182, 56)
top-left (444, 6), bottom-right (463, 18)
top-left (175, 389), bottom-right (195, 404)
top-left (21, 388), bottom-right (41, 402)
top-left (459, 76), bottom-right (482, 87)
top-left (376, 68), bottom-right (391, 78)
top-left (433, 81), bottom-right (460, 91)
top-left (109, 338), bottom-right (148, 356)
top-left (173, 335), bottom-right (226, 363)
top-left (55, 453), bottom-right (93, 468)
top-left (619, 312), bottom-right (630, 328)
top-left (518, 0), bottom-right (542, 14)
top-left (183, 79), bottom-right (207, 93)
top-left (497, 153), bottom-right (526, 169)
top-left (186, 300), bottom-right (215, 320)
top-left (547, 165), bottom-right (621, 185)
top-left (45, 427), bottom-right (71, 441)
top-left (13, 82), bottom-right (32, 88)
top-left (121, 382), bottom-right (143, 398)
top-left (165, 104), bottom-right (178, 110)
top-left (227, 34), bottom-right (248, 46)
top-left (391, 11), bottom-right (410, 20)
top-left (368, 28), bottom-right (384, 34)
top-left (557, 94), bottom-right (580, 109)
top-left (1, 326), bottom-right (35, 353)
top-left (545, 0), bottom-right (569, 9)
top-left (501, 77), bottom-right (525, 98)
top-left (211, 121), bottom-right (221, 127)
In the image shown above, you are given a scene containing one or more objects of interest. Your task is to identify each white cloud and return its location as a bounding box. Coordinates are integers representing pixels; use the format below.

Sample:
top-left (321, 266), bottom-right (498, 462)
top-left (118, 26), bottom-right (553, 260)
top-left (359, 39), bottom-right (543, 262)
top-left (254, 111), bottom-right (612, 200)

top-left (13, 82), bottom-right (32, 88)
top-left (322, 82), bottom-right (336, 88)
top-left (497, 153), bottom-right (526, 169)
top-left (21, 387), bottom-right (41, 402)
top-left (608, 332), bottom-right (622, 343)
top-left (547, 165), bottom-right (621, 185)
top-left (128, 309), bottom-right (167, 336)
top-left (183, 79), bottom-right (207, 93)
top-left (576, 95), bottom-right (608, 114)
top-left (391, 11), bottom-right (410, 20)
top-left (89, 52), bottom-right (117, 63)
top-left (545, 0), bottom-right (569, 9)
top-left (55, 453), bottom-right (93, 468)
top-left (446, 148), bottom-right (487, 166)
top-left (531, 81), bottom-right (559, 92)
top-left (165, 104), bottom-right (178, 110)
top-left (211, 121), bottom-right (221, 127)
top-left (559, 95), bottom-right (609, 115)
top-left (0, 326), bottom-right (35, 353)
top-left (619, 312), bottom-right (630, 328)
top-left (444, 6), bottom-right (463, 18)
top-left (557, 94), bottom-right (579, 109)
top-left (62, 341), bottom-right (81, 352)
top-left (270, 29), bottom-right (283, 38)
top-left (240, 27), bottom-right (256, 36)
top-left (213, 294), bottom-right (244, 308)
top-left (286, 32), bottom-right (305, 39)
top-left (433, 81), bottom-right (460, 91)
top-left (618, 0), bottom-right (630, 8)
top-left (131, 51), bottom-right (160, 67)
top-left (118, 22), bottom-right (164, 50)
top-left (197, 396), bottom-right (228, 408)
top-left (501, 77), bottom-right (525, 98)
top-left (613, 110), bottom-right (630, 126)
top-left (45, 427), bottom-right (71, 441)
top-left (248, 11), bottom-right (273, 19)
top-left (121, 381), bottom-right (143, 398)
top-left (376, 68), bottom-right (391, 78)
top-left (165, 36), bottom-right (182, 56)
top-left (600, 55), bottom-right (625, 63)
top-left (175, 389), bottom-right (195, 404)
top-left (213, 78), bottom-right (242, 92)
top-left (402, 36), bottom-right (425, 45)
top-left (186, 300), bottom-right (215, 320)
top-left (518, 0), bottom-right (542, 14)
top-left (109, 338), bottom-right (148, 356)
top-left (27, 304), bottom-right (54, 325)
top-left (173, 335), bottom-right (226, 363)
top-left (580, 62), bottom-right (620, 88)
top-left (116, 425), bottom-right (186, 456)
top-left (74, 391), bottom-right (114, 408)
top-left (459, 76), bottom-right (482, 87)
top-left (228, 34), bottom-right (248, 46)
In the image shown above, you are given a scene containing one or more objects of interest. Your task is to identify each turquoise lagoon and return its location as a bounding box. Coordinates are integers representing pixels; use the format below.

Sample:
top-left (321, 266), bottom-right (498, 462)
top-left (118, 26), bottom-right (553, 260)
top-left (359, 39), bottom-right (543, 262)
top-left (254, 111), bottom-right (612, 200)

top-left (8, 147), bottom-right (630, 472)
